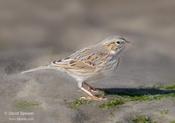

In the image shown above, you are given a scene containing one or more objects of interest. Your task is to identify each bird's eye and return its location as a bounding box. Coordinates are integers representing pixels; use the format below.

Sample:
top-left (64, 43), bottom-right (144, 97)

top-left (116, 41), bottom-right (121, 44)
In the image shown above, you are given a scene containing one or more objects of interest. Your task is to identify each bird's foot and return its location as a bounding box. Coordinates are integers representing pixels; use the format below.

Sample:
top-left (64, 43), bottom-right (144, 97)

top-left (82, 82), bottom-right (105, 96)
top-left (90, 89), bottom-right (105, 97)
top-left (90, 88), bottom-right (99, 93)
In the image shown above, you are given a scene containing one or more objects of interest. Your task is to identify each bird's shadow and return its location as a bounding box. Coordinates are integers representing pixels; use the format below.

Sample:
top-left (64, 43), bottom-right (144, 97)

top-left (99, 87), bottom-right (175, 96)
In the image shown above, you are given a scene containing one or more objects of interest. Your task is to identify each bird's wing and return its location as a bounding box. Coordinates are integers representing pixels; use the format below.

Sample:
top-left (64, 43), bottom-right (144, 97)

top-left (52, 45), bottom-right (110, 73)
top-left (72, 46), bottom-right (109, 65)
top-left (69, 47), bottom-right (94, 59)
top-left (52, 58), bottom-right (96, 73)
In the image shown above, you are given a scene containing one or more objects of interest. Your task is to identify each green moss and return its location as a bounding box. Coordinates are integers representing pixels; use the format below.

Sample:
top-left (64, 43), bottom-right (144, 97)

top-left (15, 100), bottom-right (40, 111)
top-left (128, 93), bottom-right (175, 102)
top-left (99, 98), bottom-right (125, 109)
top-left (70, 99), bottom-right (91, 109)
top-left (161, 85), bottom-right (175, 90)
top-left (160, 109), bottom-right (169, 115)
top-left (153, 84), bottom-right (175, 90)
top-left (132, 115), bottom-right (156, 123)
top-left (129, 95), bottom-right (164, 101)
top-left (99, 93), bottom-right (175, 109)
top-left (170, 121), bottom-right (175, 123)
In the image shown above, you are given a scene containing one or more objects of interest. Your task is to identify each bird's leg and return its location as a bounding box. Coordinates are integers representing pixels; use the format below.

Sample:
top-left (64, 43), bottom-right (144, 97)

top-left (78, 82), bottom-right (106, 101)
top-left (82, 82), bottom-right (105, 97)
top-left (83, 82), bottom-right (98, 92)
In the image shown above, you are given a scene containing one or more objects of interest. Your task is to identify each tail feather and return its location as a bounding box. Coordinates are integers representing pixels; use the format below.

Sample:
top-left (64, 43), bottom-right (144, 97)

top-left (21, 65), bottom-right (56, 74)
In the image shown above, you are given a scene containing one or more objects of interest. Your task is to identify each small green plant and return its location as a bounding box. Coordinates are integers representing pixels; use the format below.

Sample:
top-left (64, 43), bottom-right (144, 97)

top-left (99, 98), bottom-right (125, 109)
top-left (70, 99), bottom-right (91, 109)
top-left (132, 115), bottom-right (156, 123)
top-left (15, 100), bottom-right (40, 111)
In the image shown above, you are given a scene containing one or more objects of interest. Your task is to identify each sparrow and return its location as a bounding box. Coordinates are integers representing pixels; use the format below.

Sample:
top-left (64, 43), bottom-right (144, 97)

top-left (22, 36), bottom-right (129, 100)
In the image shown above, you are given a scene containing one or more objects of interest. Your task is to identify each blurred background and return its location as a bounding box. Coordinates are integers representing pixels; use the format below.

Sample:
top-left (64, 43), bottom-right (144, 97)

top-left (0, 0), bottom-right (175, 84)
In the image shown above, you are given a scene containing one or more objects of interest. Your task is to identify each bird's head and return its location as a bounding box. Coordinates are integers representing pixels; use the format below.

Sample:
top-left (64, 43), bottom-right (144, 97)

top-left (101, 35), bottom-right (129, 55)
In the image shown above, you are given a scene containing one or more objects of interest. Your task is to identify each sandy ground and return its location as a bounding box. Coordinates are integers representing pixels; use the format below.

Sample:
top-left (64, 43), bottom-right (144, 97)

top-left (0, 0), bottom-right (175, 123)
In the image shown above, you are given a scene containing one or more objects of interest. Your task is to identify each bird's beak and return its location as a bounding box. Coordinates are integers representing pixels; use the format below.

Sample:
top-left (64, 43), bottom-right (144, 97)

top-left (120, 37), bottom-right (130, 44)
top-left (125, 39), bottom-right (130, 44)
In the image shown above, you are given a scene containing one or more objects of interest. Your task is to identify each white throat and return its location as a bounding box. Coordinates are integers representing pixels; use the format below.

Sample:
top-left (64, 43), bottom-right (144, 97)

top-left (110, 50), bottom-right (116, 55)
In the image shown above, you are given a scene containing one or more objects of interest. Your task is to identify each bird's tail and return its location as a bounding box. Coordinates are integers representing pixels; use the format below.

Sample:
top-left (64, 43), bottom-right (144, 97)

top-left (21, 65), bottom-right (56, 74)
